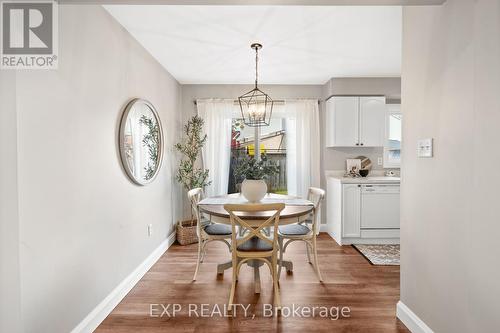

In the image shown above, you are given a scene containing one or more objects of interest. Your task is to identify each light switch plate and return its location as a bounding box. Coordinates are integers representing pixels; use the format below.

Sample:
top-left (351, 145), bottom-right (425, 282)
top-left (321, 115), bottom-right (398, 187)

top-left (417, 138), bottom-right (433, 158)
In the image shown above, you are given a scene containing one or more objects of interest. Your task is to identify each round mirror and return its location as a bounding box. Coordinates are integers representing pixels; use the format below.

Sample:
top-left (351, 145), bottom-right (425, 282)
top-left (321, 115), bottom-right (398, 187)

top-left (119, 98), bottom-right (163, 185)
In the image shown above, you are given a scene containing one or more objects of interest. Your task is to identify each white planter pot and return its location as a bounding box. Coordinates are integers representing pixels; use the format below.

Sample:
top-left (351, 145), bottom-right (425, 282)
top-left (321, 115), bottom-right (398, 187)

top-left (241, 179), bottom-right (267, 203)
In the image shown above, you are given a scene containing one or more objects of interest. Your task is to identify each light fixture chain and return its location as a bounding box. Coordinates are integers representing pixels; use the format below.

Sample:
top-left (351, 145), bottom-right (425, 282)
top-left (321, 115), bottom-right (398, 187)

top-left (255, 47), bottom-right (258, 88)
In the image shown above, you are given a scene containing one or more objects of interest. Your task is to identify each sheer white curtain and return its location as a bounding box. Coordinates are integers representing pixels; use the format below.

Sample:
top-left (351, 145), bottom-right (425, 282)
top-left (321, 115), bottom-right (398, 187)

top-left (196, 99), bottom-right (235, 197)
top-left (283, 100), bottom-right (321, 198)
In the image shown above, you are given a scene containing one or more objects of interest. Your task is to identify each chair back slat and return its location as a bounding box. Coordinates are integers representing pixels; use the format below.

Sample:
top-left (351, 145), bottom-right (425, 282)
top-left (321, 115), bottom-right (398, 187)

top-left (187, 188), bottom-right (204, 235)
top-left (224, 203), bottom-right (285, 251)
top-left (307, 187), bottom-right (325, 234)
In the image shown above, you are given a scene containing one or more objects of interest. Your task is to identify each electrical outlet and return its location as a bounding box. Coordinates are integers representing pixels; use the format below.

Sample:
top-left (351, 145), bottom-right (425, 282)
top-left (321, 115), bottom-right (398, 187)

top-left (147, 224), bottom-right (153, 237)
top-left (377, 157), bottom-right (383, 166)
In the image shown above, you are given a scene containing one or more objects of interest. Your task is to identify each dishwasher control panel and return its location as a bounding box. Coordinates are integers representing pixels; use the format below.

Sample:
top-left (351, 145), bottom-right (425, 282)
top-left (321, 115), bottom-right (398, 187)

top-left (361, 184), bottom-right (400, 193)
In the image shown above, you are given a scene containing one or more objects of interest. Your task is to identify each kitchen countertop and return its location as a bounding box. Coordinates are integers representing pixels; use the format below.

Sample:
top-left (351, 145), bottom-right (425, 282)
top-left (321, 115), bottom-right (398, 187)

top-left (325, 170), bottom-right (400, 184)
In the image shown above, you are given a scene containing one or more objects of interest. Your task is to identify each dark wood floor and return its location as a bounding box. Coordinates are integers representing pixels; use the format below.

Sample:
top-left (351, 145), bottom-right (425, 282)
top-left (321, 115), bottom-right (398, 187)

top-left (96, 233), bottom-right (409, 333)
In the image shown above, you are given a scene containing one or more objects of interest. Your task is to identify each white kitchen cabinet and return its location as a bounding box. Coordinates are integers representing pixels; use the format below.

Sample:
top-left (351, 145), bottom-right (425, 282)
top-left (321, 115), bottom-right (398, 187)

top-left (326, 176), bottom-right (400, 245)
top-left (342, 184), bottom-right (361, 237)
top-left (359, 97), bottom-right (386, 147)
top-left (325, 96), bottom-right (386, 147)
top-left (325, 97), bottom-right (359, 147)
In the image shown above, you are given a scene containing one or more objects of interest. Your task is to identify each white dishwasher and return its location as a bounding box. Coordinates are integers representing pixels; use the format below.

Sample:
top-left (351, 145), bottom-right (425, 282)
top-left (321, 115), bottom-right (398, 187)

top-left (360, 184), bottom-right (400, 229)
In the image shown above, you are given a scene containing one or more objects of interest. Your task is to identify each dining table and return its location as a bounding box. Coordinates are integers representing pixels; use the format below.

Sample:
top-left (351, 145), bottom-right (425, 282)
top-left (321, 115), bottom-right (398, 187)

top-left (198, 192), bottom-right (314, 293)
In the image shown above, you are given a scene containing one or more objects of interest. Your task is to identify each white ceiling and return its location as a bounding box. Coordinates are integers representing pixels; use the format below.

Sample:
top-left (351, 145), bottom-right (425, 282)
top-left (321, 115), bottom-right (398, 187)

top-left (105, 5), bottom-right (401, 84)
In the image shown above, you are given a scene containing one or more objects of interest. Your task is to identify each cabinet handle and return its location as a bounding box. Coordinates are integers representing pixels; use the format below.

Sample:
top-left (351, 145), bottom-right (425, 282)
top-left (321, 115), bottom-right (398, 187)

top-left (358, 185), bottom-right (361, 187)
top-left (360, 143), bottom-right (364, 146)
top-left (356, 143), bottom-right (359, 146)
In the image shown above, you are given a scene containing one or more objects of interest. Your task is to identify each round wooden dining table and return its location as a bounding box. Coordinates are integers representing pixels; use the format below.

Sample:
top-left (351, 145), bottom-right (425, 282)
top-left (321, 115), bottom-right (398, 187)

top-left (198, 193), bottom-right (313, 293)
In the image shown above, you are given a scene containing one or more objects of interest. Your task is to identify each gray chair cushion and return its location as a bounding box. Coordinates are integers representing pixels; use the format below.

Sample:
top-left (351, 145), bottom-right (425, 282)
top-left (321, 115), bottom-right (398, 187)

top-left (237, 236), bottom-right (273, 252)
top-left (204, 223), bottom-right (232, 235)
top-left (279, 224), bottom-right (311, 236)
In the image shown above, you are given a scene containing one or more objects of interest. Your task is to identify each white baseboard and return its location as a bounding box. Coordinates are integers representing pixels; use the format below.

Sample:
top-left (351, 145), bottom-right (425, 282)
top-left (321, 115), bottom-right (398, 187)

top-left (319, 224), bottom-right (329, 233)
top-left (396, 301), bottom-right (434, 333)
top-left (71, 231), bottom-right (177, 333)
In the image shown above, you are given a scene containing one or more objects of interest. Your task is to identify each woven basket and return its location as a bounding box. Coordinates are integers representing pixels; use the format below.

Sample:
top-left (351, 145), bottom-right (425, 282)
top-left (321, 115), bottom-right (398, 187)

top-left (176, 219), bottom-right (198, 245)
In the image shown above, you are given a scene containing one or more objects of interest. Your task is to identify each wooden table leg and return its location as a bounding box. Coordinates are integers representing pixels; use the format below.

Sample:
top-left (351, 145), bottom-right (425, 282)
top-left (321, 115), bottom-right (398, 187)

top-left (218, 260), bottom-right (262, 294)
top-left (217, 260), bottom-right (233, 275)
top-left (219, 258), bottom-right (292, 275)
top-left (253, 266), bottom-right (261, 294)
top-left (281, 259), bottom-right (293, 273)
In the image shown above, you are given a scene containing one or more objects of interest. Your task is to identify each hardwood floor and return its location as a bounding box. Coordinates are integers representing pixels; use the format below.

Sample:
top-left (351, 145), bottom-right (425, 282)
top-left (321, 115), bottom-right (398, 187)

top-left (96, 233), bottom-right (409, 333)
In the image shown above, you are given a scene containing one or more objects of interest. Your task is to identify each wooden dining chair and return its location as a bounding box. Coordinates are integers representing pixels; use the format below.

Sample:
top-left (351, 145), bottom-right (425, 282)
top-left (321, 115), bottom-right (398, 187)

top-left (278, 187), bottom-right (325, 282)
top-left (224, 203), bottom-right (285, 314)
top-left (188, 188), bottom-right (232, 281)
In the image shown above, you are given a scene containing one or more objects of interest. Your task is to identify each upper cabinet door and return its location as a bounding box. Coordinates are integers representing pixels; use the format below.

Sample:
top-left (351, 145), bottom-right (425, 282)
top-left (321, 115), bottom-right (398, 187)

top-left (359, 96), bottom-right (386, 147)
top-left (326, 97), bottom-right (359, 147)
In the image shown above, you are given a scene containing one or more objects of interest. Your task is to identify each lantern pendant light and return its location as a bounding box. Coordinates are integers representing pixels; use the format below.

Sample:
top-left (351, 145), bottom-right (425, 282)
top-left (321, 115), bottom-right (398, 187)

top-left (238, 43), bottom-right (273, 127)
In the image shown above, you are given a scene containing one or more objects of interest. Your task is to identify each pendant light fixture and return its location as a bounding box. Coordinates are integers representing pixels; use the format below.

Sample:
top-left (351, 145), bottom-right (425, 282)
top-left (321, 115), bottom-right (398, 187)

top-left (238, 43), bottom-right (273, 127)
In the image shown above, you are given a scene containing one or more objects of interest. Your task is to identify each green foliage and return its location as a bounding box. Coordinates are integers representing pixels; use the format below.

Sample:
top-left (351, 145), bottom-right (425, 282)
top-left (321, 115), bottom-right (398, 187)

top-left (273, 189), bottom-right (288, 195)
top-left (174, 115), bottom-right (211, 191)
top-left (139, 115), bottom-right (160, 180)
top-left (234, 153), bottom-right (279, 181)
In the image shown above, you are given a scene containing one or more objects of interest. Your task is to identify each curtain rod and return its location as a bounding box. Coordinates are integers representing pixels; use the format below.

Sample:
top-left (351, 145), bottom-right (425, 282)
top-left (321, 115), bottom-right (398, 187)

top-left (193, 99), bottom-right (320, 105)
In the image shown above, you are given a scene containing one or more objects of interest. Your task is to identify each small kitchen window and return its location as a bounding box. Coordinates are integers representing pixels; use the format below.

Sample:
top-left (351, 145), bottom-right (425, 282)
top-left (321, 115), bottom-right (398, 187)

top-left (383, 104), bottom-right (401, 168)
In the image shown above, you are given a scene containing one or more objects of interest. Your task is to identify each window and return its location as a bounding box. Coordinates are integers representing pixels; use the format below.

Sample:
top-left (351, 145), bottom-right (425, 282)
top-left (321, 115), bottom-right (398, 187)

top-left (383, 104), bottom-right (402, 168)
top-left (228, 118), bottom-right (287, 194)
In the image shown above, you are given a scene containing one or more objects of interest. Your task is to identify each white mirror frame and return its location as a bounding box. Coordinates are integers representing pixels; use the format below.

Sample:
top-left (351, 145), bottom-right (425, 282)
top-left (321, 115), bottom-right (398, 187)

top-left (119, 98), bottom-right (164, 186)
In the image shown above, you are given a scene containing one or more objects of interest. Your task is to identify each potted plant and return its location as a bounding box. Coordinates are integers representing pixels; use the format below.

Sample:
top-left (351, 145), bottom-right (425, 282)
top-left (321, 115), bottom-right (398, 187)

top-left (174, 115), bottom-right (211, 245)
top-left (234, 153), bottom-right (279, 202)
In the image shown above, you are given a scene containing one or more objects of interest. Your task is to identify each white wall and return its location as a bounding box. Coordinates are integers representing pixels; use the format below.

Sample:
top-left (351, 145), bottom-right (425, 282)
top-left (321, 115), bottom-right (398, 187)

top-left (401, 1), bottom-right (500, 332)
top-left (181, 84), bottom-right (324, 124)
top-left (0, 71), bottom-right (22, 333)
top-left (323, 77), bottom-right (401, 99)
top-left (6, 5), bottom-right (183, 333)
